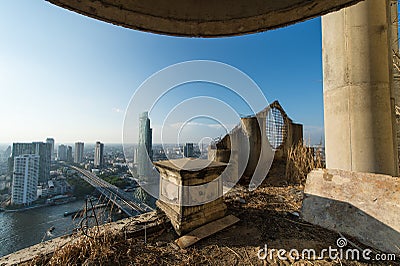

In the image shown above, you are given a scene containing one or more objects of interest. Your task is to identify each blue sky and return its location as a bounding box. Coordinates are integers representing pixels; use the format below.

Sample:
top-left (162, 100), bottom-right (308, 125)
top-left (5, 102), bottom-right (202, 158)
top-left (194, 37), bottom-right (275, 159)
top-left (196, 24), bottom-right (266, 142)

top-left (0, 1), bottom-right (324, 145)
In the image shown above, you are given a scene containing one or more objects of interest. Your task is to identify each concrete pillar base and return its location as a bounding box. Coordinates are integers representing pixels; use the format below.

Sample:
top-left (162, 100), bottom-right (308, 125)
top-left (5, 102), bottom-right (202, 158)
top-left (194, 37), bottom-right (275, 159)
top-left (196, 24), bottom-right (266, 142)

top-left (156, 199), bottom-right (227, 236)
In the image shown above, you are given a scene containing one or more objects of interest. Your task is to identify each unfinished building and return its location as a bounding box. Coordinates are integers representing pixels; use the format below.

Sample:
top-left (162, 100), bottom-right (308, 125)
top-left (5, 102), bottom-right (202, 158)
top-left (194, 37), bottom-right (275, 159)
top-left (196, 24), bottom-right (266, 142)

top-left (9, 0), bottom-right (399, 259)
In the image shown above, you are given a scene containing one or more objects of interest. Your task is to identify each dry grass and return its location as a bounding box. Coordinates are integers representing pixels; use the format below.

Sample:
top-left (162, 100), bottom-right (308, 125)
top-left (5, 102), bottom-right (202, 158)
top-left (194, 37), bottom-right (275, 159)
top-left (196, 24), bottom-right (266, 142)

top-left (48, 230), bottom-right (119, 265)
top-left (28, 227), bottom-right (204, 266)
top-left (286, 141), bottom-right (325, 184)
top-left (30, 228), bottom-right (145, 265)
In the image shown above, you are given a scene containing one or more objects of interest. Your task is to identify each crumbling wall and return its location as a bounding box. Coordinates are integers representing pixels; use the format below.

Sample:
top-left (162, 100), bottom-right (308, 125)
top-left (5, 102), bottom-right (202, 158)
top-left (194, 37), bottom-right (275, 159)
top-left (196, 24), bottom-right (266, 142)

top-left (209, 101), bottom-right (303, 185)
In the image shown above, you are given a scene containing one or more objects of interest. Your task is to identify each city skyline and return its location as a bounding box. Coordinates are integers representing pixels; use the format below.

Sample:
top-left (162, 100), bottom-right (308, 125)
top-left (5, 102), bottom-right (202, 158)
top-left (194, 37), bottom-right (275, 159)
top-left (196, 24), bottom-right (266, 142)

top-left (0, 1), bottom-right (324, 145)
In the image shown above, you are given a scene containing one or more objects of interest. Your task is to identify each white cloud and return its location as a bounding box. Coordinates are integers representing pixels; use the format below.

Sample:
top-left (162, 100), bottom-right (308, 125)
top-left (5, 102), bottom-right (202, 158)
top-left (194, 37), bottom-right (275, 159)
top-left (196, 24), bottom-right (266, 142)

top-left (168, 122), bottom-right (236, 130)
top-left (112, 107), bottom-right (124, 114)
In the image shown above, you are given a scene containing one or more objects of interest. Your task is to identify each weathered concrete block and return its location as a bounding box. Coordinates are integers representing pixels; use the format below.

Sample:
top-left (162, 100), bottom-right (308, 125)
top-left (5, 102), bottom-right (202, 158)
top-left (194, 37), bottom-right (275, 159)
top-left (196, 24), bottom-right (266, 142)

top-left (302, 169), bottom-right (400, 254)
top-left (154, 158), bottom-right (227, 235)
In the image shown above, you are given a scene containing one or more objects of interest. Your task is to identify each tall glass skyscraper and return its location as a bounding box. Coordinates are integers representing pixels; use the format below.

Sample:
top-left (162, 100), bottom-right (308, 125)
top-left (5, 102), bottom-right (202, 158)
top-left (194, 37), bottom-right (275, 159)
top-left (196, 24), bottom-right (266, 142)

top-left (138, 112), bottom-right (153, 178)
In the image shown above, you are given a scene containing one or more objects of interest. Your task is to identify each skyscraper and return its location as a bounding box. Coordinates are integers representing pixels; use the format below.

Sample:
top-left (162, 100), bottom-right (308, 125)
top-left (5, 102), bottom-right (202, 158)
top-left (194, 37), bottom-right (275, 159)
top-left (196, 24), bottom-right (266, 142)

top-left (67, 146), bottom-right (73, 162)
top-left (9, 143), bottom-right (32, 177)
top-left (11, 154), bottom-right (39, 205)
top-left (46, 138), bottom-right (55, 161)
top-left (134, 147), bottom-right (139, 164)
top-left (32, 142), bottom-right (51, 183)
top-left (94, 141), bottom-right (104, 168)
top-left (10, 142), bottom-right (51, 183)
top-left (184, 143), bottom-right (194, 158)
top-left (138, 112), bottom-right (153, 178)
top-left (74, 142), bottom-right (84, 163)
top-left (12, 143), bottom-right (33, 157)
top-left (58, 144), bottom-right (68, 161)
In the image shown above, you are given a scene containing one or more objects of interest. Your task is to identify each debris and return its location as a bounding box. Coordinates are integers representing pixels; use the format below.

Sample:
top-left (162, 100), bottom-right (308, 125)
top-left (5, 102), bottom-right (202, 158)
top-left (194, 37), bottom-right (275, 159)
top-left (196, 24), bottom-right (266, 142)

top-left (235, 197), bottom-right (246, 204)
top-left (169, 242), bottom-right (180, 251)
top-left (175, 215), bottom-right (240, 249)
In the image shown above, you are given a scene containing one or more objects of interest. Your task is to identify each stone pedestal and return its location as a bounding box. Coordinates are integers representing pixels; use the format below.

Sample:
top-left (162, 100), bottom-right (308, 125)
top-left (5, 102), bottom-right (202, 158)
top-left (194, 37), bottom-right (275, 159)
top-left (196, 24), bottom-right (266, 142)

top-left (154, 158), bottom-right (227, 235)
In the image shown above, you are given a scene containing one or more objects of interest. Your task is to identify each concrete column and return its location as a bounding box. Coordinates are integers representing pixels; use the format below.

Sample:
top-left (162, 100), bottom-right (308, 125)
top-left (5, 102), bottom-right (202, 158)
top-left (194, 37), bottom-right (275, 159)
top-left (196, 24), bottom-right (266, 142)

top-left (322, 0), bottom-right (398, 176)
top-left (389, 0), bottom-right (399, 175)
top-left (390, 0), bottom-right (400, 174)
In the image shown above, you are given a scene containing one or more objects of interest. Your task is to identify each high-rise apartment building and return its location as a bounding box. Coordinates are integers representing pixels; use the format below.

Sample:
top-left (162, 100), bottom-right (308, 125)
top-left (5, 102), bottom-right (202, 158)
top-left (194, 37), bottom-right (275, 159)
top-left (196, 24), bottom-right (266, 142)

top-left (11, 154), bottom-right (39, 205)
top-left (10, 142), bottom-right (51, 183)
top-left (58, 144), bottom-right (68, 161)
top-left (138, 112), bottom-right (153, 178)
top-left (67, 146), bottom-right (73, 162)
top-left (46, 138), bottom-right (55, 161)
top-left (94, 141), bottom-right (104, 168)
top-left (74, 142), bottom-right (84, 163)
top-left (12, 143), bottom-right (33, 157)
top-left (184, 143), bottom-right (194, 158)
top-left (32, 142), bottom-right (51, 183)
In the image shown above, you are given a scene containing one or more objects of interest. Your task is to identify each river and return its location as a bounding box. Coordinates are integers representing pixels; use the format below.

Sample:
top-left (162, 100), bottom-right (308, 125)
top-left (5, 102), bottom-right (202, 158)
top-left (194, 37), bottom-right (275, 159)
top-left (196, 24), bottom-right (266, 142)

top-left (0, 200), bottom-right (108, 257)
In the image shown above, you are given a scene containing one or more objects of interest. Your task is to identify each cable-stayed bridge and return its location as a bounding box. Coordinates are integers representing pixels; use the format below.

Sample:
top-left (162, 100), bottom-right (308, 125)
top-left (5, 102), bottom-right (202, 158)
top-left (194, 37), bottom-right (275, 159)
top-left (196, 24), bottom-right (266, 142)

top-left (67, 165), bottom-right (153, 217)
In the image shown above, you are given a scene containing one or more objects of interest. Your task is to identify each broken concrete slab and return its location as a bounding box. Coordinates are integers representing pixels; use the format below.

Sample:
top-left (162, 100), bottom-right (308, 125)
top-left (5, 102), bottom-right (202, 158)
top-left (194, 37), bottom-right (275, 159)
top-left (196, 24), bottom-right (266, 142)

top-left (301, 169), bottom-right (400, 255)
top-left (175, 214), bottom-right (240, 249)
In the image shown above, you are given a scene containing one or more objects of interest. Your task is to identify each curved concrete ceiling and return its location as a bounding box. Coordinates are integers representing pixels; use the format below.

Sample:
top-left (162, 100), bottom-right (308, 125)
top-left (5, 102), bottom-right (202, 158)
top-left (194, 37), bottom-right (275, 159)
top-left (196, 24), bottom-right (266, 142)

top-left (46, 0), bottom-right (363, 37)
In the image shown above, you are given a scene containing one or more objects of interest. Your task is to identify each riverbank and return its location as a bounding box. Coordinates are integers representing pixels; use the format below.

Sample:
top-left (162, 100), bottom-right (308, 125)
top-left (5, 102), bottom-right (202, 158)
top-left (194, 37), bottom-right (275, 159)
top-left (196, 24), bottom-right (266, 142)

top-left (3, 198), bottom-right (78, 213)
top-left (4, 203), bottom-right (51, 213)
